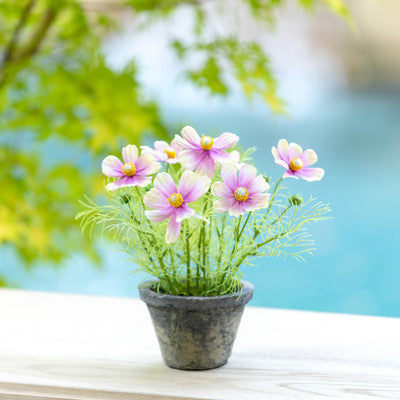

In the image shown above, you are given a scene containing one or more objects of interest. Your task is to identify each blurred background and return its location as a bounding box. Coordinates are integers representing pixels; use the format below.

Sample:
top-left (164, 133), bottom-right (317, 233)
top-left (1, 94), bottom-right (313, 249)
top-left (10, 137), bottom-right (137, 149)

top-left (1, 0), bottom-right (399, 317)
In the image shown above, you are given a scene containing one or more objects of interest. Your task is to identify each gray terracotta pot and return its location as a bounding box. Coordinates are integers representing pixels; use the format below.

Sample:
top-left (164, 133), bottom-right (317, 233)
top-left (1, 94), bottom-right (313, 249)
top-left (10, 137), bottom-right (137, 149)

top-left (139, 280), bottom-right (254, 370)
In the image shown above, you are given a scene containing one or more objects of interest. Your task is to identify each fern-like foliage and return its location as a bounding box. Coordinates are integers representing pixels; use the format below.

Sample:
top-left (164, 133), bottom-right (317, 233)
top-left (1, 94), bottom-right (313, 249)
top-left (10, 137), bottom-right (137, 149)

top-left (76, 153), bottom-right (330, 296)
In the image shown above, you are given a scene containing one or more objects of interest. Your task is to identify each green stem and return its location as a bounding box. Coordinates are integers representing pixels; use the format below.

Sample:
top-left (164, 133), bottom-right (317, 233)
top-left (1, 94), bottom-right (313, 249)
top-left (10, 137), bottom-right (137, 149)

top-left (256, 232), bottom-right (287, 248)
top-left (233, 188), bottom-right (290, 279)
top-left (218, 215), bottom-right (242, 290)
top-left (185, 222), bottom-right (191, 295)
top-left (197, 225), bottom-right (204, 290)
top-left (200, 190), bottom-right (210, 289)
top-left (230, 215), bottom-right (242, 258)
top-left (238, 212), bottom-right (251, 240)
top-left (234, 231), bottom-right (288, 273)
top-left (235, 215), bottom-right (242, 241)
top-left (134, 186), bottom-right (174, 293)
top-left (202, 225), bottom-right (207, 290)
top-left (207, 213), bottom-right (212, 267)
top-left (196, 264), bottom-right (200, 290)
top-left (269, 204), bottom-right (292, 227)
top-left (217, 213), bottom-right (227, 269)
top-left (169, 247), bottom-right (176, 281)
top-left (157, 256), bottom-right (175, 294)
top-left (266, 177), bottom-right (283, 215)
top-left (135, 186), bottom-right (143, 202)
top-left (127, 200), bottom-right (155, 263)
top-left (254, 177), bottom-right (283, 239)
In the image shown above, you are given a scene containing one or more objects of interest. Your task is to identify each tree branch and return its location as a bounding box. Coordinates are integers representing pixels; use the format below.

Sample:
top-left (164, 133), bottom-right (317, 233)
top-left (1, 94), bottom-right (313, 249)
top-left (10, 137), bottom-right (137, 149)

top-left (0, 3), bottom-right (58, 90)
top-left (0, 0), bottom-right (37, 69)
top-left (12, 7), bottom-right (58, 62)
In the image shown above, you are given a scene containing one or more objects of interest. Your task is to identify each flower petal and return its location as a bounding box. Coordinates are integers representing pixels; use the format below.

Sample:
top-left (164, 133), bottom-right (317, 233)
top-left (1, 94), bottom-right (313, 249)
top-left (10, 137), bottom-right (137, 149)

top-left (178, 171), bottom-right (210, 203)
top-left (143, 188), bottom-right (169, 208)
top-left (173, 134), bottom-right (190, 150)
top-left (131, 175), bottom-right (153, 187)
top-left (192, 213), bottom-right (209, 223)
top-left (145, 207), bottom-right (172, 223)
top-left (289, 142), bottom-right (303, 159)
top-left (196, 154), bottom-right (215, 178)
top-left (245, 193), bottom-right (270, 211)
top-left (177, 170), bottom-right (198, 196)
top-left (105, 176), bottom-right (132, 191)
top-left (238, 164), bottom-right (257, 187)
top-left (272, 146), bottom-right (289, 169)
top-left (271, 146), bottom-right (279, 160)
top-left (178, 149), bottom-right (202, 170)
top-left (274, 158), bottom-right (289, 169)
top-left (136, 153), bottom-right (161, 176)
top-left (153, 172), bottom-right (177, 197)
top-left (135, 152), bottom-right (156, 170)
top-left (283, 170), bottom-right (299, 179)
top-left (166, 157), bottom-right (179, 164)
top-left (156, 153), bottom-right (169, 162)
top-left (140, 145), bottom-right (153, 154)
top-left (154, 141), bottom-right (169, 152)
top-left (170, 137), bottom-right (183, 151)
top-left (102, 156), bottom-right (123, 177)
top-left (247, 175), bottom-right (270, 195)
top-left (175, 204), bottom-right (196, 223)
top-left (277, 139), bottom-right (290, 164)
top-left (141, 145), bottom-right (167, 162)
top-left (300, 149), bottom-right (318, 167)
top-left (210, 148), bottom-right (233, 163)
top-left (122, 145), bottom-right (138, 163)
top-left (228, 201), bottom-right (246, 217)
top-left (211, 181), bottom-right (233, 197)
top-left (181, 125), bottom-right (201, 147)
top-left (221, 165), bottom-right (238, 191)
top-left (166, 216), bottom-right (181, 243)
top-left (296, 167), bottom-right (324, 182)
top-left (213, 197), bottom-right (236, 213)
top-left (213, 132), bottom-right (239, 150)
top-left (230, 150), bottom-right (241, 164)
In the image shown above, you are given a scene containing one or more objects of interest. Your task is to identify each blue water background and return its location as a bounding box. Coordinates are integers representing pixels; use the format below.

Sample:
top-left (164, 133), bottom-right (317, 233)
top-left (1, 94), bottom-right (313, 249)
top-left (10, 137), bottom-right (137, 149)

top-left (2, 90), bottom-right (400, 317)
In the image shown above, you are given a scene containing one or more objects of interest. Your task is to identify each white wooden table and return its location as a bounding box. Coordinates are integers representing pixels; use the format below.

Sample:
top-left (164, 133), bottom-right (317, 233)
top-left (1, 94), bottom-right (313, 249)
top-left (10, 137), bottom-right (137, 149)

top-left (0, 289), bottom-right (399, 400)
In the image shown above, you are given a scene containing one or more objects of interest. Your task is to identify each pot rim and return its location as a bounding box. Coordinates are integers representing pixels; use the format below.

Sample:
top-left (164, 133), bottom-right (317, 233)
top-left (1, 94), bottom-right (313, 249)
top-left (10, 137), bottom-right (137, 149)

top-left (139, 280), bottom-right (254, 310)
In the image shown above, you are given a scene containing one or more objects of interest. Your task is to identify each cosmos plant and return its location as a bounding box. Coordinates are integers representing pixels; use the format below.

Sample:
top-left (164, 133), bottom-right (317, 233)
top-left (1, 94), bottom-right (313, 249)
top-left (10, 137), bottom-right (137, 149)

top-left (77, 126), bottom-right (330, 296)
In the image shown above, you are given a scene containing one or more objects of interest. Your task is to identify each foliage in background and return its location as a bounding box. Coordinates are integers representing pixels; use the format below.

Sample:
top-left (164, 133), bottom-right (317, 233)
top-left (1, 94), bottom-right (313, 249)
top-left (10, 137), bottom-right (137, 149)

top-left (0, 0), bottom-right (350, 280)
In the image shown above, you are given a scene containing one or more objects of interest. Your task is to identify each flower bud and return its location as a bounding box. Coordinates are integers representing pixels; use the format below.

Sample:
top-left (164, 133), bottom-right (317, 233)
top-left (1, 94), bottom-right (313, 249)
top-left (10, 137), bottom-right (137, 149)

top-left (263, 175), bottom-right (271, 183)
top-left (289, 194), bottom-right (302, 206)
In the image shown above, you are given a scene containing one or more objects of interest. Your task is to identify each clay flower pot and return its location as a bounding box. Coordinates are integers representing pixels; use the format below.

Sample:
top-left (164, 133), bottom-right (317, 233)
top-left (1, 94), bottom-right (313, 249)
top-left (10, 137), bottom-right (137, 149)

top-left (139, 280), bottom-right (254, 370)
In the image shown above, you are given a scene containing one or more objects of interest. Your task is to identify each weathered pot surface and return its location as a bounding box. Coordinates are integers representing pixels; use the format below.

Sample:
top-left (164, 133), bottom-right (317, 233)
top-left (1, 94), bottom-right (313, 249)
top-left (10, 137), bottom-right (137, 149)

top-left (139, 280), bottom-right (254, 370)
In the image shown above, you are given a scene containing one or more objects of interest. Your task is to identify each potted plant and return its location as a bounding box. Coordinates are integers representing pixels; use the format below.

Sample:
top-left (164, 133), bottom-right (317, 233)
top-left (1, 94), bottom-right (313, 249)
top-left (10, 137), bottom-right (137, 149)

top-left (77, 125), bottom-right (329, 370)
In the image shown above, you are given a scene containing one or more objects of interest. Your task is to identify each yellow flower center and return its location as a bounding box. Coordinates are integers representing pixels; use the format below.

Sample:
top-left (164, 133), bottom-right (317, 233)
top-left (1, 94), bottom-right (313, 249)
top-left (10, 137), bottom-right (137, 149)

top-left (168, 193), bottom-right (184, 208)
top-left (289, 157), bottom-right (303, 172)
top-left (200, 135), bottom-right (214, 150)
top-left (122, 162), bottom-right (136, 176)
top-left (234, 187), bottom-right (249, 202)
top-left (164, 148), bottom-right (176, 159)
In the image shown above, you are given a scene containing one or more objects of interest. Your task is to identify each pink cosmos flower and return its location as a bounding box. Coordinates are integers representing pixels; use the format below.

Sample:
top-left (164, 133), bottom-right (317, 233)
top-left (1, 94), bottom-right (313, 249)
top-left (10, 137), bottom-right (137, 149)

top-left (144, 171), bottom-right (211, 243)
top-left (141, 139), bottom-right (182, 164)
top-left (211, 164), bottom-right (270, 217)
top-left (174, 125), bottom-right (239, 178)
top-left (101, 145), bottom-right (161, 191)
top-left (272, 139), bottom-right (324, 181)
